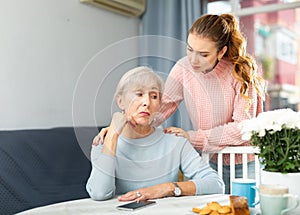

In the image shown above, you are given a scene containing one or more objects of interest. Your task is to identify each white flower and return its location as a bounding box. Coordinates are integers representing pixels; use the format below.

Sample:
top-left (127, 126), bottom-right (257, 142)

top-left (239, 108), bottom-right (300, 139)
top-left (241, 109), bottom-right (300, 173)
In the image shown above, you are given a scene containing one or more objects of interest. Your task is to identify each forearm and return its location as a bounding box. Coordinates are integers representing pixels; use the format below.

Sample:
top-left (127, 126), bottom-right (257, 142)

top-left (101, 111), bottom-right (127, 155)
top-left (174, 181), bottom-right (196, 196)
top-left (156, 181), bottom-right (196, 197)
top-left (188, 122), bottom-right (248, 152)
top-left (86, 165), bottom-right (115, 200)
top-left (180, 141), bottom-right (225, 194)
top-left (86, 145), bottom-right (116, 200)
top-left (191, 176), bottom-right (224, 195)
top-left (101, 127), bottom-right (119, 156)
top-left (117, 180), bottom-right (196, 202)
top-left (159, 101), bottom-right (179, 123)
top-left (155, 64), bottom-right (184, 126)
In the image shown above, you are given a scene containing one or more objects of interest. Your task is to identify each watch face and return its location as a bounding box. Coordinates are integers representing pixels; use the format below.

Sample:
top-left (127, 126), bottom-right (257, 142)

top-left (174, 187), bottom-right (181, 196)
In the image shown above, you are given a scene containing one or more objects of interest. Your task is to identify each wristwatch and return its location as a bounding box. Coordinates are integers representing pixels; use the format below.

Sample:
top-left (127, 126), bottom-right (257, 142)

top-left (173, 182), bottom-right (182, 197)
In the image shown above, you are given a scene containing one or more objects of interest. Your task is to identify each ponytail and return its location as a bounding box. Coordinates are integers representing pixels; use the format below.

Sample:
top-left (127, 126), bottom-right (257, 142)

top-left (190, 13), bottom-right (266, 112)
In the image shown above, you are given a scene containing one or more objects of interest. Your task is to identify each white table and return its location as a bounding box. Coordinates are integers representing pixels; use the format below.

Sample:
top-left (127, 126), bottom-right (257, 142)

top-left (17, 194), bottom-right (261, 215)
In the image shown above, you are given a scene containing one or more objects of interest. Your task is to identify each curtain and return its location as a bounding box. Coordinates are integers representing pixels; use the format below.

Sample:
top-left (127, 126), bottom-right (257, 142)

top-left (139, 0), bottom-right (202, 129)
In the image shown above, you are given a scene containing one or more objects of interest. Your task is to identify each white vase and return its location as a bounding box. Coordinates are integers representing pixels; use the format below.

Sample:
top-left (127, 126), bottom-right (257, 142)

top-left (260, 170), bottom-right (300, 215)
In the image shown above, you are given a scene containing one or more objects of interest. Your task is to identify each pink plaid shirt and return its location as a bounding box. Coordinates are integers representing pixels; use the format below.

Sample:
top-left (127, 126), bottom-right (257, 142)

top-left (159, 57), bottom-right (263, 165)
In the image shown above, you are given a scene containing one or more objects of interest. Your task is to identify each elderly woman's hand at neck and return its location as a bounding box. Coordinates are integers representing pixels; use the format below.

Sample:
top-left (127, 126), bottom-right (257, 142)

top-left (101, 112), bottom-right (127, 156)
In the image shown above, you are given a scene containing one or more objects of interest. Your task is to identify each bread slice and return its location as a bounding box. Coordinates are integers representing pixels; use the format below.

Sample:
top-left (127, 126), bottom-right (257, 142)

top-left (229, 195), bottom-right (250, 215)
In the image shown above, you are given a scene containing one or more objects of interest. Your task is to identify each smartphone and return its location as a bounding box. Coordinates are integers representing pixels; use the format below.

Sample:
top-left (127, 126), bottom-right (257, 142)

top-left (116, 200), bottom-right (156, 211)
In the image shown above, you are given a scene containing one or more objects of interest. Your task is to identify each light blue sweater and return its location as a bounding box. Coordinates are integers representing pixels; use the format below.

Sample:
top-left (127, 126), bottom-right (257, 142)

top-left (86, 127), bottom-right (224, 200)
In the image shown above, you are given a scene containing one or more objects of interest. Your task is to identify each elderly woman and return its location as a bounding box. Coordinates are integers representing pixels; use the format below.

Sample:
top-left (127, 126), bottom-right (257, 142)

top-left (86, 66), bottom-right (224, 201)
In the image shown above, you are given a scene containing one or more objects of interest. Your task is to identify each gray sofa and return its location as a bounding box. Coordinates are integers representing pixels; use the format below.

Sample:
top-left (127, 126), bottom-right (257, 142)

top-left (0, 127), bottom-right (102, 214)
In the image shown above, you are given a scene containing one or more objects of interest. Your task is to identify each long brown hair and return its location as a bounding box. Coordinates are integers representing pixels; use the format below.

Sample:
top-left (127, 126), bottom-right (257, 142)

top-left (189, 13), bottom-right (265, 111)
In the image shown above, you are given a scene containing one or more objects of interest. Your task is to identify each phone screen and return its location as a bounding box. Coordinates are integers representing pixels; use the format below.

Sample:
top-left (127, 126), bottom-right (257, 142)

top-left (116, 200), bottom-right (156, 211)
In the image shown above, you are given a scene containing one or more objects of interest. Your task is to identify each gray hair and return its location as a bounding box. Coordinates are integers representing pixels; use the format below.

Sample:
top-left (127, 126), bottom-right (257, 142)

top-left (114, 66), bottom-right (164, 100)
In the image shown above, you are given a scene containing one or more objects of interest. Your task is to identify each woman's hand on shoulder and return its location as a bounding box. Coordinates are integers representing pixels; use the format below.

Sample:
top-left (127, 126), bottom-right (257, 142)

top-left (92, 126), bottom-right (109, 146)
top-left (164, 126), bottom-right (190, 141)
top-left (92, 112), bottom-right (126, 146)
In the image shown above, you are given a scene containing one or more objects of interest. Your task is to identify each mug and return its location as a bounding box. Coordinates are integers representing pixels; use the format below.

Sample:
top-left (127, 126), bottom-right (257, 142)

top-left (231, 178), bottom-right (259, 207)
top-left (259, 184), bottom-right (299, 215)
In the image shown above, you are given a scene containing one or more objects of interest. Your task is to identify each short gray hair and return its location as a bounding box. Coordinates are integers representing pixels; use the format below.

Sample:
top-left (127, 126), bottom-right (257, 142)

top-left (114, 66), bottom-right (164, 100)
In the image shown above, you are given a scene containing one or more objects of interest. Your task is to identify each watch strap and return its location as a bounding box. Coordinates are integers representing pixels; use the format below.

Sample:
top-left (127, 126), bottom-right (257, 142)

top-left (173, 182), bottom-right (182, 196)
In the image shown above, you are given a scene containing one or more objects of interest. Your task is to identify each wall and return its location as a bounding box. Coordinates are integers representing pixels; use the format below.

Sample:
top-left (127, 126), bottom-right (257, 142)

top-left (0, 0), bottom-right (140, 130)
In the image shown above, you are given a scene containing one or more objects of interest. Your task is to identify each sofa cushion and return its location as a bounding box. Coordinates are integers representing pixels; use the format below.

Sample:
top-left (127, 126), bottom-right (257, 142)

top-left (0, 127), bottom-right (101, 214)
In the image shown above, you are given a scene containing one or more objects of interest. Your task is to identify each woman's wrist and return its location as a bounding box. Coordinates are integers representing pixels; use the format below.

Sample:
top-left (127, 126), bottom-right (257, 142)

top-left (166, 182), bottom-right (176, 197)
top-left (101, 127), bottom-right (119, 156)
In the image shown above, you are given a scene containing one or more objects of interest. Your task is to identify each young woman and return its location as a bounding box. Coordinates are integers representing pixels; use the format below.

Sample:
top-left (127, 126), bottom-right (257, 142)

top-left (86, 67), bottom-right (224, 201)
top-left (160, 14), bottom-right (266, 193)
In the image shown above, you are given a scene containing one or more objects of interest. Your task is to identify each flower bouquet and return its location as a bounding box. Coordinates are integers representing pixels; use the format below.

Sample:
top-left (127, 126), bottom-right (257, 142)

top-left (239, 108), bottom-right (300, 173)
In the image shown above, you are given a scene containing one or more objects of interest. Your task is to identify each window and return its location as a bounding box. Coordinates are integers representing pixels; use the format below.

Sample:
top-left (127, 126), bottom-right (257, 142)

top-left (208, 0), bottom-right (300, 111)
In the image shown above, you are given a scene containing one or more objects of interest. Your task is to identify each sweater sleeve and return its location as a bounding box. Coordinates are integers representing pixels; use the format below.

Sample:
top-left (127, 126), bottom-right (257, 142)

top-left (154, 62), bottom-right (184, 126)
top-left (180, 140), bottom-right (225, 195)
top-left (188, 82), bottom-right (263, 152)
top-left (86, 144), bottom-right (116, 200)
